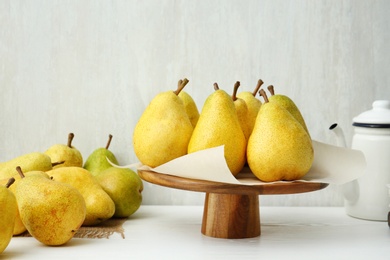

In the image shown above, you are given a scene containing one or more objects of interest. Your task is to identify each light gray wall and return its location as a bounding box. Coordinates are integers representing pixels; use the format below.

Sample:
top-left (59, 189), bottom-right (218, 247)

top-left (1, 0), bottom-right (389, 206)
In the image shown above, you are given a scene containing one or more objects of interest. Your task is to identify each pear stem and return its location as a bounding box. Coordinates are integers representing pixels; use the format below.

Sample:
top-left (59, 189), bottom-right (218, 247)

top-left (174, 78), bottom-right (189, 95)
top-left (5, 177), bottom-right (15, 188)
top-left (67, 133), bottom-right (74, 148)
top-left (16, 166), bottom-right (25, 179)
top-left (232, 81), bottom-right (240, 101)
top-left (105, 134), bottom-right (113, 149)
top-left (252, 79), bottom-right (264, 96)
top-left (267, 85), bottom-right (275, 96)
top-left (259, 89), bottom-right (269, 103)
top-left (52, 161), bottom-right (65, 167)
top-left (213, 83), bottom-right (219, 91)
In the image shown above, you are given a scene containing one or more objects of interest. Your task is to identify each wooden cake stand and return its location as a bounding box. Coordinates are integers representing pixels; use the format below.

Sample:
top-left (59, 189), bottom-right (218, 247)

top-left (138, 169), bottom-right (328, 239)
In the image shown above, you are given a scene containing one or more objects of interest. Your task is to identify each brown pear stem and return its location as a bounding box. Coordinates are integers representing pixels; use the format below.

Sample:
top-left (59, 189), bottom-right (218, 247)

top-left (252, 79), bottom-right (264, 96)
top-left (213, 83), bottom-right (219, 91)
top-left (52, 161), bottom-right (65, 167)
top-left (105, 134), bottom-right (113, 149)
top-left (232, 81), bottom-right (240, 101)
top-left (5, 177), bottom-right (15, 188)
top-left (67, 133), bottom-right (74, 148)
top-left (259, 89), bottom-right (269, 103)
top-left (267, 85), bottom-right (275, 96)
top-left (16, 166), bottom-right (25, 178)
top-left (174, 78), bottom-right (189, 95)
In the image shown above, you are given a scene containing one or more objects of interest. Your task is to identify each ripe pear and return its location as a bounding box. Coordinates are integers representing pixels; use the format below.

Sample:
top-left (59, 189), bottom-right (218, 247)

top-left (0, 152), bottom-right (53, 180)
top-left (232, 81), bottom-right (251, 140)
top-left (0, 171), bottom-right (50, 236)
top-left (0, 178), bottom-right (17, 253)
top-left (188, 83), bottom-right (246, 176)
top-left (236, 79), bottom-right (263, 136)
top-left (178, 80), bottom-right (200, 127)
top-left (95, 167), bottom-right (143, 218)
top-left (247, 90), bottom-right (313, 182)
top-left (133, 78), bottom-right (194, 167)
top-left (47, 167), bottom-right (115, 226)
top-left (15, 167), bottom-right (86, 246)
top-left (84, 134), bottom-right (119, 176)
top-left (45, 133), bottom-right (83, 168)
top-left (267, 85), bottom-right (310, 136)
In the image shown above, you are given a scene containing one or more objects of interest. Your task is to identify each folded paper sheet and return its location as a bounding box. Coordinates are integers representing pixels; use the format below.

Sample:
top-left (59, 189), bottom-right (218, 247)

top-left (137, 140), bottom-right (366, 185)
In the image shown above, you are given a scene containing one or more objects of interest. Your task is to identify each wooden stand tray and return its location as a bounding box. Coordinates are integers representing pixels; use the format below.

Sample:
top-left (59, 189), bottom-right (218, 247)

top-left (138, 169), bottom-right (328, 239)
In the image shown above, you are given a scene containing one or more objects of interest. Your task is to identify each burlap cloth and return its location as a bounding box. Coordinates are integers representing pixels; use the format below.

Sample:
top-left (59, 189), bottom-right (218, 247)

top-left (17, 218), bottom-right (127, 239)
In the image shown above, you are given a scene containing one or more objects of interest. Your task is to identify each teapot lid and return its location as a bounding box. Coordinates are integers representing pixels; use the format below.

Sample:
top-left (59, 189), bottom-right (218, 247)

top-left (353, 100), bottom-right (390, 128)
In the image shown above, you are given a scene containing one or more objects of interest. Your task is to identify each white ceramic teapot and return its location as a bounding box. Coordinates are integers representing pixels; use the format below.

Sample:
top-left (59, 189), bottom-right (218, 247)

top-left (330, 100), bottom-right (390, 221)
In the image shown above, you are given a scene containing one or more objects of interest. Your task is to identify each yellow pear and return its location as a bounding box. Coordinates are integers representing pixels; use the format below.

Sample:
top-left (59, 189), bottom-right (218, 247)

top-left (247, 90), bottom-right (313, 182)
top-left (231, 81), bottom-right (251, 140)
top-left (0, 178), bottom-right (17, 253)
top-left (133, 79), bottom-right (194, 167)
top-left (45, 133), bottom-right (83, 168)
top-left (47, 167), bottom-right (115, 226)
top-left (236, 79), bottom-right (263, 136)
top-left (267, 85), bottom-right (310, 136)
top-left (178, 79), bottom-right (200, 127)
top-left (188, 83), bottom-right (246, 176)
top-left (15, 167), bottom-right (86, 246)
top-left (0, 171), bottom-right (50, 236)
top-left (0, 152), bottom-right (53, 180)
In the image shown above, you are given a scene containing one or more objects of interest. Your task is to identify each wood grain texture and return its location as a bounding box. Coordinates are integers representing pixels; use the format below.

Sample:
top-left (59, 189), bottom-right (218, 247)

top-left (138, 169), bottom-right (329, 195)
top-left (202, 193), bottom-right (260, 239)
top-left (138, 169), bottom-right (328, 238)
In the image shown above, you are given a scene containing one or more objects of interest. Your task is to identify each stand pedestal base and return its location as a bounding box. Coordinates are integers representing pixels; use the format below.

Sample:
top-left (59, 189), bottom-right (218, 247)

top-left (201, 193), bottom-right (260, 239)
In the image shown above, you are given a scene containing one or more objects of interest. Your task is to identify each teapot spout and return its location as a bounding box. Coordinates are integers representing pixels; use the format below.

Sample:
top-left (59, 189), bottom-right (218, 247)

top-left (329, 123), bottom-right (347, 148)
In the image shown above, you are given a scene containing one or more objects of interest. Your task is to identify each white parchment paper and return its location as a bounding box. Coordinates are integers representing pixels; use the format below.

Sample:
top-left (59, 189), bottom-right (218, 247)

top-left (136, 140), bottom-right (366, 185)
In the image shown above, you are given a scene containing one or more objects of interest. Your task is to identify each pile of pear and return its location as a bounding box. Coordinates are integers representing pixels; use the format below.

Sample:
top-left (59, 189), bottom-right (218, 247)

top-left (133, 78), bottom-right (313, 182)
top-left (0, 134), bottom-right (143, 249)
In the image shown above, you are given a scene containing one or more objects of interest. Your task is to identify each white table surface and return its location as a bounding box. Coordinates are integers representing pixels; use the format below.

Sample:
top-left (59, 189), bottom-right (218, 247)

top-left (2, 206), bottom-right (390, 260)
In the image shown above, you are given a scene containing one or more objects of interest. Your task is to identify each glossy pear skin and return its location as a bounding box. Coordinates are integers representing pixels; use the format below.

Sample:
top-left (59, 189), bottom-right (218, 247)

top-left (95, 167), bottom-right (143, 218)
top-left (234, 96), bottom-right (251, 140)
top-left (48, 167), bottom-right (115, 226)
top-left (0, 171), bottom-right (50, 235)
top-left (15, 174), bottom-right (86, 246)
top-left (0, 181), bottom-right (17, 253)
top-left (133, 90), bottom-right (193, 167)
top-left (268, 94), bottom-right (310, 135)
top-left (236, 92), bottom-right (262, 136)
top-left (0, 152), bottom-right (52, 180)
top-left (247, 102), bottom-right (313, 182)
top-left (84, 148), bottom-right (119, 176)
top-left (188, 89), bottom-right (246, 175)
top-left (45, 134), bottom-right (83, 168)
top-left (178, 91), bottom-right (200, 127)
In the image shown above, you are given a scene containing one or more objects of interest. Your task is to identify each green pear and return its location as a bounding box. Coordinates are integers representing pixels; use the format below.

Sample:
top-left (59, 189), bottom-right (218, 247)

top-left (236, 79), bottom-right (263, 136)
top-left (0, 178), bottom-right (17, 253)
top-left (0, 171), bottom-right (50, 236)
top-left (133, 78), bottom-right (194, 167)
top-left (95, 167), bottom-right (143, 218)
top-left (15, 167), bottom-right (86, 246)
top-left (47, 167), bottom-right (115, 226)
top-left (178, 80), bottom-right (200, 127)
top-left (267, 85), bottom-right (310, 136)
top-left (247, 90), bottom-right (313, 182)
top-left (188, 83), bottom-right (246, 176)
top-left (45, 133), bottom-right (83, 168)
top-left (0, 152), bottom-right (53, 180)
top-left (84, 134), bottom-right (119, 176)
top-left (232, 81), bottom-right (251, 140)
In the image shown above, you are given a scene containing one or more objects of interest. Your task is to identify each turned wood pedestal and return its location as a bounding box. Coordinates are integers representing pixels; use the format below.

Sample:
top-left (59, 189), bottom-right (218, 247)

top-left (138, 169), bottom-right (328, 239)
